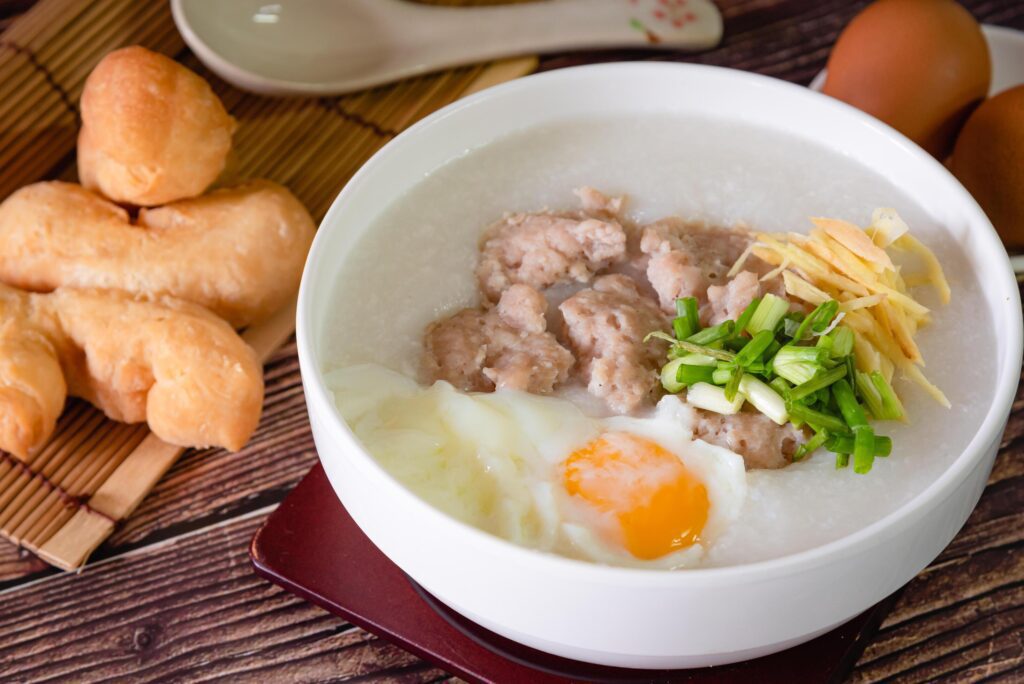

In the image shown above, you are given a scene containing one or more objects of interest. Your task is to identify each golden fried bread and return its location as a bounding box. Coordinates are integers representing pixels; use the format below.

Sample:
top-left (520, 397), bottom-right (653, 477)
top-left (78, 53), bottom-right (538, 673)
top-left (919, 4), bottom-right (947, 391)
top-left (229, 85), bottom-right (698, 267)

top-left (0, 180), bottom-right (315, 328)
top-left (0, 318), bottom-right (66, 461)
top-left (0, 283), bottom-right (264, 459)
top-left (78, 46), bottom-right (236, 206)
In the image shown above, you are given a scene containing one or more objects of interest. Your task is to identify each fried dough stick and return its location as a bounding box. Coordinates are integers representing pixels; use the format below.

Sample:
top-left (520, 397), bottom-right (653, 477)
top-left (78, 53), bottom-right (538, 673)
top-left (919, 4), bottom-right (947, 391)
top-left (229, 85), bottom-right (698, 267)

top-left (0, 284), bottom-right (264, 460)
top-left (0, 180), bottom-right (315, 328)
top-left (78, 46), bottom-right (237, 206)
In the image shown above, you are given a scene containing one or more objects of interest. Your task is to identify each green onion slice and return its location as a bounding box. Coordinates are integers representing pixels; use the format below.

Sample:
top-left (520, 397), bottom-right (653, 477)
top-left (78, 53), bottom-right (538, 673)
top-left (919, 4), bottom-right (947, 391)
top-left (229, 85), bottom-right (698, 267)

top-left (792, 299), bottom-right (838, 342)
top-left (660, 358), bottom-right (687, 393)
top-left (833, 378), bottom-right (868, 428)
top-left (739, 374), bottom-right (789, 425)
top-left (789, 364), bottom-right (847, 402)
top-left (773, 345), bottom-right (826, 385)
top-left (787, 403), bottom-right (850, 434)
top-left (871, 372), bottom-right (905, 421)
top-left (770, 376), bottom-right (791, 397)
top-left (724, 365), bottom-right (743, 402)
top-left (687, 320), bottom-right (735, 345)
top-left (686, 382), bottom-right (744, 415)
top-left (829, 326), bottom-right (855, 358)
top-left (746, 293), bottom-right (790, 335)
top-left (853, 424), bottom-right (876, 474)
top-left (677, 297), bottom-right (701, 334)
top-left (855, 370), bottom-right (885, 419)
top-left (673, 316), bottom-right (694, 341)
top-left (794, 428), bottom-right (829, 461)
top-left (733, 298), bottom-right (760, 338)
top-left (735, 329), bottom-right (775, 367)
top-left (826, 434), bottom-right (892, 457)
top-left (811, 300), bottom-right (840, 333)
top-left (711, 367), bottom-right (733, 385)
top-left (679, 353), bottom-right (718, 367)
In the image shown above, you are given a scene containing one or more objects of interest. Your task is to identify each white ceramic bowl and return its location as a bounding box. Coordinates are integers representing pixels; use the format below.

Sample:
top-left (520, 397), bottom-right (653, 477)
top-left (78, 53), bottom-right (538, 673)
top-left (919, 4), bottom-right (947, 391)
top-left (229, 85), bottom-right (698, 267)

top-left (296, 63), bottom-right (1022, 669)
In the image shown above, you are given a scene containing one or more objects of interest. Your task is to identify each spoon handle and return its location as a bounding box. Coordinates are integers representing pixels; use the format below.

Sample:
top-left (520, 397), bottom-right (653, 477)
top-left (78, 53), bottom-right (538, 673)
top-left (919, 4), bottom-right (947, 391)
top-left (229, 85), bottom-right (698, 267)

top-left (401, 0), bottom-right (723, 61)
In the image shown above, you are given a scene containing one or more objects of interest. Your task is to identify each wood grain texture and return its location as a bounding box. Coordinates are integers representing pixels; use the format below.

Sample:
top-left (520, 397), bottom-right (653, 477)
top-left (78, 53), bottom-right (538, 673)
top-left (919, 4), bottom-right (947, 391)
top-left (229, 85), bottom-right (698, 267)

top-left (0, 512), bottom-right (447, 683)
top-left (0, 0), bottom-right (1022, 682)
top-left (850, 379), bottom-right (1024, 683)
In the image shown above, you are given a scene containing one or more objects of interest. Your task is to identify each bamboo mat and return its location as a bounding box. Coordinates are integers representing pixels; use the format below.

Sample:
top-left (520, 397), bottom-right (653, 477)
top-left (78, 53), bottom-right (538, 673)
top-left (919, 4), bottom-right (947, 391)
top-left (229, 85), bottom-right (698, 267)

top-left (0, 0), bottom-right (538, 571)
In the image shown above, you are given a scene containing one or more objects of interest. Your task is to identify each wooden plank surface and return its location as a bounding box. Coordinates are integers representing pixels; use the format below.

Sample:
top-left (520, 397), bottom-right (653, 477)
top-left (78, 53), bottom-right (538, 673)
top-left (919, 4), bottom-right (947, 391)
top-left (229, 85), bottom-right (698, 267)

top-left (0, 0), bottom-right (1022, 682)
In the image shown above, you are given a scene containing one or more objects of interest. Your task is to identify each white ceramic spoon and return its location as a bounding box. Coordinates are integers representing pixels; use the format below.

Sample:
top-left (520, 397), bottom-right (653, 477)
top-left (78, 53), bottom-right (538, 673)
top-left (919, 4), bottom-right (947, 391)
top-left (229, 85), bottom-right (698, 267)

top-left (171, 0), bottom-right (723, 96)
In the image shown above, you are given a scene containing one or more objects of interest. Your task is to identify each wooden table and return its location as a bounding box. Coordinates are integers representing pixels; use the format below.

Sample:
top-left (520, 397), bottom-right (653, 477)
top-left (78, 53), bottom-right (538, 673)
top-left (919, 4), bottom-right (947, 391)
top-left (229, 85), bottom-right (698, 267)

top-left (1, 1), bottom-right (1023, 681)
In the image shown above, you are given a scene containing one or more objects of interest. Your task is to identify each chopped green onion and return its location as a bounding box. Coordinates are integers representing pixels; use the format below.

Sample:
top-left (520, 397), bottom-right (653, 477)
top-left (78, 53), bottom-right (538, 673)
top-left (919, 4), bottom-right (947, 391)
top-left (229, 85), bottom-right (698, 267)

top-left (733, 298), bottom-right (760, 338)
top-left (673, 316), bottom-right (694, 341)
top-left (794, 428), bottom-right (829, 461)
top-left (661, 358), bottom-right (687, 393)
top-left (783, 317), bottom-right (802, 338)
top-left (816, 333), bottom-right (834, 354)
top-left (791, 306), bottom-right (820, 342)
top-left (686, 382), bottom-right (744, 415)
top-left (826, 434), bottom-right (892, 457)
top-left (687, 320), bottom-right (735, 345)
top-left (787, 403), bottom-right (851, 434)
top-left (735, 330), bottom-right (775, 367)
top-left (724, 365), bottom-right (743, 401)
top-left (652, 284), bottom-right (902, 472)
top-left (789, 364), bottom-right (847, 402)
top-left (770, 376), bottom-right (791, 397)
top-left (746, 293), bottom-right (790, 335)
top-left (830, 326), bottom-right (855, 358)
top-left (774, 346), bottom-right (827, 364)
top-left (739, 374), bottom-right (789, 425)
top-left (724, 337), bottom-right (749, 352)
top-left (680, 364), bottom-right (715, 386)
top-left (773, 346), bottom-right (826, 385)
top-left (674, 340), bottom-right (736, 362)
top-left (679, 353), bottom-right (718, 367)
top-left (792, 299), bottom-right (838, 342)
top-left (811, 300), bottom-right (839, 333)
top-left (661, 358), bottom-right (717, 392)
top-left (871, 372), bottom-right (905, 421)
top-left (832, 378), bottom-right (868, 428)
top-left (711, 367), bottom-right (733, 385)
top-left (677, 297), bottom-right (701, 334)
top-left (775, 362), bottom-right (820, 385)
top-left (743, 360), bottom-right (768, 374)
top-left (853, 425), bottom-right (876, 474)
top-left (855, 371), bottom-right (885, 419)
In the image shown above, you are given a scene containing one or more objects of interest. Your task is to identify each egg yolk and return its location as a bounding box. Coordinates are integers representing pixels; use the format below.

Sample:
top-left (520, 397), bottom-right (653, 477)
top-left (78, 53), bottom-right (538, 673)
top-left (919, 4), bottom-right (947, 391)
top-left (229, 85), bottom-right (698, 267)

top-left (562, 432), bottom-right (709, 560)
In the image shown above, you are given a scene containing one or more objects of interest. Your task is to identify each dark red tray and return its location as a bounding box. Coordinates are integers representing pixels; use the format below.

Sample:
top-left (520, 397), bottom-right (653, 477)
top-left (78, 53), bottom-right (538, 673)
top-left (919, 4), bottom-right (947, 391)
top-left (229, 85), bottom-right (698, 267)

top-left (250, 464), bottom-right (898, 683)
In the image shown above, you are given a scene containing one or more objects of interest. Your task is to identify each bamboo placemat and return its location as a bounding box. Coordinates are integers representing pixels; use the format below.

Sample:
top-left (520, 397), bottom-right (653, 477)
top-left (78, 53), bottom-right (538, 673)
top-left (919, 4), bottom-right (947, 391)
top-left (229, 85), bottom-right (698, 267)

top-left (0, 0), bottom-right (537, 571)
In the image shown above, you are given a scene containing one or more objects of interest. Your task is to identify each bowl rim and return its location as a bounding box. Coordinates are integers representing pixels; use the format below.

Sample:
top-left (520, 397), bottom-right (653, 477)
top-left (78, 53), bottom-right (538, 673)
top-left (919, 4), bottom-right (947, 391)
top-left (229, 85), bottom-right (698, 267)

top-left (297, 61), bottom-right (1023, 586)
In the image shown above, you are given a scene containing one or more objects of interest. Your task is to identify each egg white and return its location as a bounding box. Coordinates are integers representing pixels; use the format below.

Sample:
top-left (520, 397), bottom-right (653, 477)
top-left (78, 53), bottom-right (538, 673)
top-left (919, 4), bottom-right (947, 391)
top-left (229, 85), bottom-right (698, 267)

top-left (326, 364), bottom-right (748, 569)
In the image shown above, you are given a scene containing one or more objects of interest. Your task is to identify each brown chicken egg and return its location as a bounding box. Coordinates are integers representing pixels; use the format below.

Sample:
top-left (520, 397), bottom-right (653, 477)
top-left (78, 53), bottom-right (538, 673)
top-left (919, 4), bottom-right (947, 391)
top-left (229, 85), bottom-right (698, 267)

top-left (823, 0), bottom-right (991, 158)
top-left (952, 85), bottom-right (1024, 247)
